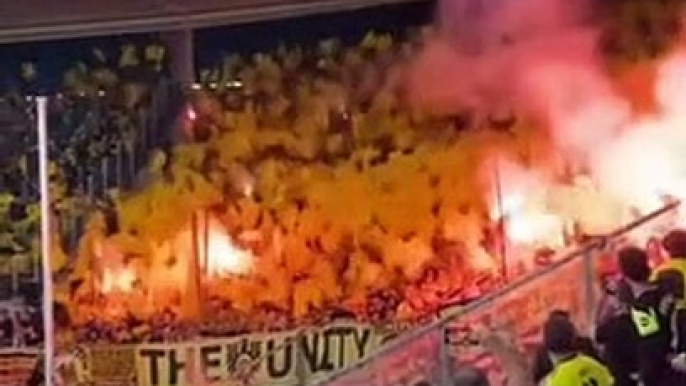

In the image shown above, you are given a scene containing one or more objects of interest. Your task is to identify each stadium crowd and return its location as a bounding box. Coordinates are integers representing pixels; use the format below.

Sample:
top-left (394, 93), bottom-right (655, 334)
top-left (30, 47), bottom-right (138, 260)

top-left (0, 26), bottom-right (516, 348)
top-left (57, 26), bottom-right (522, 345)
top-left (1, 19), bottom-right (678, 350)
top-left (0, 0), bottom-right (676, 347)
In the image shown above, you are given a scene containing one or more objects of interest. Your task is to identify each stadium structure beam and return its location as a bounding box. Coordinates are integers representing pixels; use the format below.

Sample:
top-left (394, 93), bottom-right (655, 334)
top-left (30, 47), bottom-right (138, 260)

top-left (0, 0), bottom-right (427, 44)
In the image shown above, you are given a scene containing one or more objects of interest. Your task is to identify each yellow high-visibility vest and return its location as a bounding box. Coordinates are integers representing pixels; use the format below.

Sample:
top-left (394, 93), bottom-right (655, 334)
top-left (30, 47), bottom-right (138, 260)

top-left (546, 354), bottom-right (614, 386)
top-left (653, 259), bottom-right (686, 309)
top-left (630, 307), bottom-right (661, 337)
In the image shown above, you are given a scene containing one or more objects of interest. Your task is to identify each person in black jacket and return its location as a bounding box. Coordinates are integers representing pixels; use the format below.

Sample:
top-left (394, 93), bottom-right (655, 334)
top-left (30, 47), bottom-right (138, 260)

top-left (595, 248), bottom-right (642, 386)
top-left (598, 246), bottom-right (679, 386)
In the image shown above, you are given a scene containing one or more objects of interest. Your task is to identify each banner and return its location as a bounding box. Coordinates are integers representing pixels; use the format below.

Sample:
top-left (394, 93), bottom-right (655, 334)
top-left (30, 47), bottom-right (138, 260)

top-left (83, 322), bottom-right (396, 386)
top-left (88, 345), bottom-right (137, 385)
top-left (315, 328), bottom-right (443, 386)
top-left (0, 348), bottom-right (40, 386)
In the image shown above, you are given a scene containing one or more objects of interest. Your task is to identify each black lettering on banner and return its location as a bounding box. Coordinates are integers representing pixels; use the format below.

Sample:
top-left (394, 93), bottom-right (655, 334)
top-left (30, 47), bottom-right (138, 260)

top-left (302, 326), bottom-right (371, 374)
top-left (352, 327), bottom-right (372, 359)
top-left (326, 327), bottom-right (351, 369)
top-left (248, 340), bottom-right (262, 360)
top-left (267, 338), bottom-right (293, 379)
top-left (226, 341), bottom-right (240, 372)
top-left (319, 329), bottom-right (335, 373)
top-left (200, 345), bottom-right (221, 382)
top-left (301, 332), bottom-right (321, 373)
top-left (168, 349), bottom-right (185, 385)
top-left (236, 338), bottom-right (262, 362)
top-left (139, 349), bottom-right (165, 386)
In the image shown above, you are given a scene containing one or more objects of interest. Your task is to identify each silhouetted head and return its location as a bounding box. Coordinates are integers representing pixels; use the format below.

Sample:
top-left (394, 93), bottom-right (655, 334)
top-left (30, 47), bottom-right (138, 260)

top-left (617, 246), bottom-right (651, 283)
top-left (543, 312), bottom-right (577, 356)
top-left (663, 229), bottom-right (686, 259)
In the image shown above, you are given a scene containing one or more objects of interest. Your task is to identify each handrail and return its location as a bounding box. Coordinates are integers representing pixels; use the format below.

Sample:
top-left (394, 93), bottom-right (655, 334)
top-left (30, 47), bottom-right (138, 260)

top-left (605, 200), bottom-right (679, 238)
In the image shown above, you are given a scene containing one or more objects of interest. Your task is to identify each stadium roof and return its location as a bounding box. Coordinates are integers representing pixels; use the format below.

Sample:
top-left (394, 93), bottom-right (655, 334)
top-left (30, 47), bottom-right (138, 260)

top-left (0, 0), bottom-right (425, 44)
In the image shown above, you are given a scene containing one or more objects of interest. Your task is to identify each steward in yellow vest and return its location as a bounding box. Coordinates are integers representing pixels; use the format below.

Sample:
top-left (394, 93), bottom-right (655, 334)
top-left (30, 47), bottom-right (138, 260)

top-left (545, 354), bottom-right (614, 386)
top-left (542, 313), bottom-right (614, 386)
top-left (616, 246), bottom-right (682, 385)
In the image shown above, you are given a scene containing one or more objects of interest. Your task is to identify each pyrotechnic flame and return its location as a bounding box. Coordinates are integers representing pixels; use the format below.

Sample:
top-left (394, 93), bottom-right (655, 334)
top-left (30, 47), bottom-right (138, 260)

top-left (102, 267), bottom-right (136, 293)
top-left (506, 211), bottom-right (565, 249)
top-left (487, 158), bottom-right (566, 250)
top-left (205, 219), bottom-right (253, 276)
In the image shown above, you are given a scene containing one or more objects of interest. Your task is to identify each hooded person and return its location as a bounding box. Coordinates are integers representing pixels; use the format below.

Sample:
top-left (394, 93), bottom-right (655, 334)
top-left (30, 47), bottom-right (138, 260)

top-left (595, 247), bottom-right (645, 386)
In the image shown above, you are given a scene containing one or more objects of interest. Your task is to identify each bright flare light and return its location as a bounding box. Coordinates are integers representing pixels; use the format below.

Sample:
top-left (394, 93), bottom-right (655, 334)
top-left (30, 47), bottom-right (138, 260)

top-left (495, 190), bottom-right (566, 249)
top-left (506, 212), bottom-right (566, 248)
top-left (206, 220), bottom-right (253, 276)
top-left (102, 267), bottom-right (136, 293)
top-left (489, 160), bottom-right (566, 250)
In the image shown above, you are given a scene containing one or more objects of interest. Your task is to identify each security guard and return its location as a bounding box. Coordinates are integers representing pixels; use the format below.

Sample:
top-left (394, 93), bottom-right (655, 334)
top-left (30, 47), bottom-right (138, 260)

top-left (541, 314), bottom-right (614, 386)
top-left (617, 246), bottom-right (680, 385)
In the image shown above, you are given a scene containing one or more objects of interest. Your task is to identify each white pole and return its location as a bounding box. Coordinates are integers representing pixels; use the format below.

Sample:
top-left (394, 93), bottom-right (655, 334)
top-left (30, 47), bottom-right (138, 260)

top-left (37, 96), bottom-right (54, 386)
